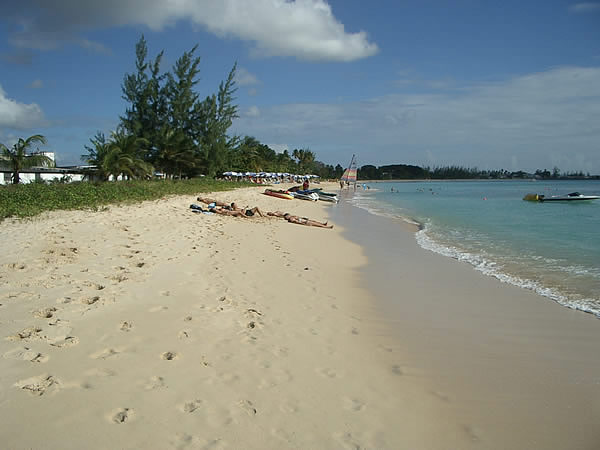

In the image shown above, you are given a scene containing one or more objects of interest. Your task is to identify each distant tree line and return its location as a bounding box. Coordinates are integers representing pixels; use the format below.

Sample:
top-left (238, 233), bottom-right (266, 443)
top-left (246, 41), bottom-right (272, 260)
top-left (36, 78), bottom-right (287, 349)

top-left (355, 164), bottom-right (598, 180)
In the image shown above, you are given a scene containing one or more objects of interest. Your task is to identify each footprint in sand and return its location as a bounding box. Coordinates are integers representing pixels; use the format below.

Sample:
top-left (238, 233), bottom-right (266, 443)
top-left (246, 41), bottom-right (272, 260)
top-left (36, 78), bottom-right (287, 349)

top-left (391, 364), bottom-right (404, 376)
top-left (90, 348), bottom-right (121, 359)
top-left (342, 397), bottom-right (366, 412)
top-left (119, 321), bottom-right (133, 332)
top-left (182, 399), bottom-right (202, 413)
top-left (111, 408), bottom-right (134, 424)
top-left (244, 308), bottom-right (263, 318)
top-left (143, 376), bottom-right (167, 390)
top-left (3, 346), bottom-right (48, 363)
top-left (161, 351), bottom-right (179, 361)
top-left (238, 399), bottom-right (257, 416)
top-left (15, 374), bottom-right (59, 396)
top-left (84, 367), bottom-right (116, 378)
top-left (7, 326), bottom-right (42, 341)
top-left (178, 330), bottom-right (190, 339)
top-left (333, 431), bottom-right (365, 450)
top-left (316, 367), bottom-right (341, 379)
top-left (48, 336), bottom-right (79, 348)
top-left (81, 295), bottom-right (100, 305)
top-left (33, 307), bottom-right (57, 319)
top-left (431, 390), bottom-right (451, 403)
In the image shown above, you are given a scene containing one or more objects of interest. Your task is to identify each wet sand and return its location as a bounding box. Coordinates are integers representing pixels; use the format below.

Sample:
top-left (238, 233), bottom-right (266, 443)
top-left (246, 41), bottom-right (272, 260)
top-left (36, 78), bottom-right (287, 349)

top-left (331, 192), bottom-right (600, 449)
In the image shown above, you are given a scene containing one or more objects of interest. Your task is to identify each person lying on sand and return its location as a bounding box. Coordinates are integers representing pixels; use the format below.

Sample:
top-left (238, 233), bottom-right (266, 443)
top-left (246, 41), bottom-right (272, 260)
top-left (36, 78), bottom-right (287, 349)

top-left (196, 197), bottom-right (264, 217)
top-left (197, 196), bottom-right (230, 208)
top-left (230, 202), bottom-right (265, 217)
top-left (266, 211), bottom-right (333, 228)
top-left (208, 206), bottom-right (247, 218)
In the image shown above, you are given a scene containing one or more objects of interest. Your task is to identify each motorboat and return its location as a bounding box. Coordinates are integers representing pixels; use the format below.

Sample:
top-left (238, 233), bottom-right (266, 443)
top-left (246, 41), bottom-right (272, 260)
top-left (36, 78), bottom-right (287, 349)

top-left (523, 192), bottom-right (600, 202)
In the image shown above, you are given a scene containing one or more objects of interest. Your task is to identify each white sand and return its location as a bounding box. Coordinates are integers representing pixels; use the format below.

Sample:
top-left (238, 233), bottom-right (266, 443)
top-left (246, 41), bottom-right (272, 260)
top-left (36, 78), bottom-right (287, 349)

top-left (1, 183), bottom-right (457, 449)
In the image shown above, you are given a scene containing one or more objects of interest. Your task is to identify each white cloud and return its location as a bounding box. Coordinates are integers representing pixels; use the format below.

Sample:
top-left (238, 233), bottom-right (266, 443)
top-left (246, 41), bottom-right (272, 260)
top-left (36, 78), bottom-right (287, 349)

top-left (268, 143), bottom-right (290, 153)
top-left (570, 2), bottom-right (600, 13)
top-left (233, 66), bottom-right (600, 173)
top-left (236, 67), bottom-right (259, 86)
top-left (29, 79), bottom-right (43, 89)
top-left (245, 106), bottom-right (261, 117)
top-left (0, 84), bottom-right (46, 130)
top-left (7, 0), bottom-right (378, 61)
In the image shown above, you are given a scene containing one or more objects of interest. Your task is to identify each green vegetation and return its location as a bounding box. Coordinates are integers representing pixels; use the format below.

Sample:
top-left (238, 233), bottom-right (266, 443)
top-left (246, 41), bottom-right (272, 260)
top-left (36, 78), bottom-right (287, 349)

top-left (77, 35), bottom-right (342, 180)
top-left (0, 178), bottom-right (249, 221)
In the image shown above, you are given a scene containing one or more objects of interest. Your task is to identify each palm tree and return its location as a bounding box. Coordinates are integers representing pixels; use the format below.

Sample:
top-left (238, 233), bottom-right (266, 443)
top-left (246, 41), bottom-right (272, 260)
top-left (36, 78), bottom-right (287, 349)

top-left (155, 128), bottom-right (196, 179)
top-left (292, 148), bottom-right (315, 175)
top-left (81, 132), bottom-right (111, 180)
top-left (104, 130), bottom-right (153, 180)
top-left (0, 134), bottom-right (52, 184)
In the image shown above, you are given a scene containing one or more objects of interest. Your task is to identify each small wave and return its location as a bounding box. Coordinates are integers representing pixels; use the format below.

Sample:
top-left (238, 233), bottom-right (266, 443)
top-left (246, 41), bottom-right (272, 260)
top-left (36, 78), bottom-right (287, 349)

top-left (349, 193), bottom-right (422, 229)
top-left (416, 227), bottom-right (600, 318)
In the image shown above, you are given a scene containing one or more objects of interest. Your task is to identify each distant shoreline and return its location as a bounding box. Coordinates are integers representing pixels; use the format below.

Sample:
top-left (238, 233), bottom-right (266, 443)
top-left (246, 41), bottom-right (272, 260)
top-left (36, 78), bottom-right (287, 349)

top-left (358, 177), bottom-right (599, 183)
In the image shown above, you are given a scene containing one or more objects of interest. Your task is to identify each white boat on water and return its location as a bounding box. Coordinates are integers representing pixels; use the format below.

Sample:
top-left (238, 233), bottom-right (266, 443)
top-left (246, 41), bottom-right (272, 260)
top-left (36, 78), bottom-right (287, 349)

top-left (523, 192), bottom-right (600, 202)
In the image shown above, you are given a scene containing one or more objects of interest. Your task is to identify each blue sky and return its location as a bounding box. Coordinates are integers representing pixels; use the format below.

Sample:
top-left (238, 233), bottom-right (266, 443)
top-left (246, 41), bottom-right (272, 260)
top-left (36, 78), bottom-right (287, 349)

top-left (1, 0), bottom-right (599, 173)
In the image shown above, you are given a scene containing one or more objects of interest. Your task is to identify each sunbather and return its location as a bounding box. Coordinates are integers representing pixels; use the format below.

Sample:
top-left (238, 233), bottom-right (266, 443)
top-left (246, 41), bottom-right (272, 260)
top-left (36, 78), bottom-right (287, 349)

top-left (266, 211), bottom-right (332, 228)
top-left (208, 207), bottom-right (246, 217)
top-left (197, 196), bottom-right (230, 208)
top-left (230, 202), bottom-right (265, 217)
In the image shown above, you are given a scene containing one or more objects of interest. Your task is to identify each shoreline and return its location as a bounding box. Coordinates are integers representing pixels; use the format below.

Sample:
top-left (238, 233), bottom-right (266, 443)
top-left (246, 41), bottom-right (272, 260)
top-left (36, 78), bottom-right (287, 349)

top-left (331, 195), bottom-right (600, 449)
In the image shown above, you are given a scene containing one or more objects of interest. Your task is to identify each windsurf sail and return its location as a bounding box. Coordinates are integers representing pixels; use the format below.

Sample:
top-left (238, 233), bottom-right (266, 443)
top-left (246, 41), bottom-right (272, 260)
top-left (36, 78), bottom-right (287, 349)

top-left (340, 154), bottom-right (357, 184)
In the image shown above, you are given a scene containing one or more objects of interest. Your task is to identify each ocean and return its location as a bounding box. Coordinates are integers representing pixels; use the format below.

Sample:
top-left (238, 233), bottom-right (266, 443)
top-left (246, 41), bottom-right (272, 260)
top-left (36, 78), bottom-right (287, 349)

top-left (345, 179), bottom-right (600, 318)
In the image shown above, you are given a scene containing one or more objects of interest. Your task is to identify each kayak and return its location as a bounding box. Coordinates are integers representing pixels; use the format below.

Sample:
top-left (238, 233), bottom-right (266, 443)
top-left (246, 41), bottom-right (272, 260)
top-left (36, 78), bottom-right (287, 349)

top-left (263, 189), bottom-right (294, 200)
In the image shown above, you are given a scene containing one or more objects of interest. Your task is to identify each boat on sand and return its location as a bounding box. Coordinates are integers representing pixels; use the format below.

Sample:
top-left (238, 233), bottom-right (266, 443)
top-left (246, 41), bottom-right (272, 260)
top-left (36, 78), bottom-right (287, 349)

top-left (263, 189), bottom-right (294, 200)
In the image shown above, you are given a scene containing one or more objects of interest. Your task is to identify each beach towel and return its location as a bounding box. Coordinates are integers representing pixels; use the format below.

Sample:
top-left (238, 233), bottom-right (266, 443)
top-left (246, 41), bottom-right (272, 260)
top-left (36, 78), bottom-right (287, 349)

top-left (190, 204), bottom-right (215, 215)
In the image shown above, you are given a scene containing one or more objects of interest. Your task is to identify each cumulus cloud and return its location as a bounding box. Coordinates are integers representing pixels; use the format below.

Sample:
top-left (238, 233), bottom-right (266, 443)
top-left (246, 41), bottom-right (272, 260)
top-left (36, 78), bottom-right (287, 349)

top-left (570, 2), bottom-right (600, 13)
top-left (0, 84), bottom-right (46, 130)
top-left (233, 66), bottom-right (600, 173)
top-left (5, 0), bottom-right (378, 61)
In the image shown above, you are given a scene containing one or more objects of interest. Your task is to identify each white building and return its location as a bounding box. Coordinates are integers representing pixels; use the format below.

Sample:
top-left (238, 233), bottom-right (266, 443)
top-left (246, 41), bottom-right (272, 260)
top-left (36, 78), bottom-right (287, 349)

top-left (0, 151), bottom-right (89, 185)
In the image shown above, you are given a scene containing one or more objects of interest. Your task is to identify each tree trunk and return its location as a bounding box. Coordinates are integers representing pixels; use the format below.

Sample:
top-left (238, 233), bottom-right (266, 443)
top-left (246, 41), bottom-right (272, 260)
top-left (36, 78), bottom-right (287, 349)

top-left (12, 171), bottom-right (20, 184)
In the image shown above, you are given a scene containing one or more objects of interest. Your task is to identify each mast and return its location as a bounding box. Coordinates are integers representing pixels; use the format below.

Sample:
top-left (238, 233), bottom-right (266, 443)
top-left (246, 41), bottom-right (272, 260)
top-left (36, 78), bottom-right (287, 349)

top-left (340, 154), bottom-right (357, 189)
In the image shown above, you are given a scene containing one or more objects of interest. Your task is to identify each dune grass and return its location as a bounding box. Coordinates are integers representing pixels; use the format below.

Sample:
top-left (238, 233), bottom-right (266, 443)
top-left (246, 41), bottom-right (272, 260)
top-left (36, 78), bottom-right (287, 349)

top-left (0, 178), bottom-right (252, 221)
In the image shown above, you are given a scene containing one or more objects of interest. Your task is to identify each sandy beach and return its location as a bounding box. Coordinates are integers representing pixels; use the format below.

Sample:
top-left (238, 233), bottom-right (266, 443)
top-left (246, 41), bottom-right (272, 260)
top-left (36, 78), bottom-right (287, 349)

top-left (0, 183), bottom-right (448, 449)
top-left (2, 182), bottom-right (599, 449)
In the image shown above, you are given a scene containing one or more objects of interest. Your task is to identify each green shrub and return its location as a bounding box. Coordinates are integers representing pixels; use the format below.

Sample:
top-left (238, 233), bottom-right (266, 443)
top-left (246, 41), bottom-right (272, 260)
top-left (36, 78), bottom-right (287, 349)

top-left (0, 179), bottom-right (252, 221)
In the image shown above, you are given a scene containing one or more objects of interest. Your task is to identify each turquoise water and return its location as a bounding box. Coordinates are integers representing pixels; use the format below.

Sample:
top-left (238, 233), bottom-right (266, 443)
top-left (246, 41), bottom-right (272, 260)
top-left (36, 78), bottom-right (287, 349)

top-left (350, 180), bottom-right (600, 317)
